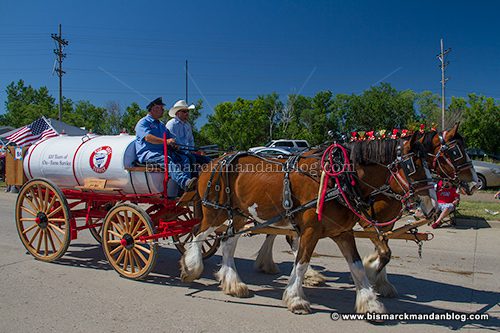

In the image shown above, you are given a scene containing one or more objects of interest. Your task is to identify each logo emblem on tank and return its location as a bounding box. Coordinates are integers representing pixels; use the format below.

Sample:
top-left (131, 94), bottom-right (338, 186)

top-left (90, 146), bottom-right (112, 173)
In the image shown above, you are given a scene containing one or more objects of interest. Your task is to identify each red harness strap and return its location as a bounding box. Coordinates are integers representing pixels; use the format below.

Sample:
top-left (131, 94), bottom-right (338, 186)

top-left (318, 143), bottom-right (405, 227)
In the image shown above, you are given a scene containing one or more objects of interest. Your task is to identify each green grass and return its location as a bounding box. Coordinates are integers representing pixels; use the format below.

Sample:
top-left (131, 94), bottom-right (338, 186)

top-left (0, 180), bottom-right (5, 187)
top-left (457, 201), bottom-right (500, 220)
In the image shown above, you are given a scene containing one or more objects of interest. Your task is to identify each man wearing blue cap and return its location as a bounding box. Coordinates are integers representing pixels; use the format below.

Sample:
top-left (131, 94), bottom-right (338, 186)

top-left (135, 97), bottom-right (197, 191)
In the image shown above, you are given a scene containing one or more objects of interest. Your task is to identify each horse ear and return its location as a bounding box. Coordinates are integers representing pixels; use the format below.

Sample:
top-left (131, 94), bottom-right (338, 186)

top-left (409, 131), bottom-right (418, 146)
top-left (413, 130), bottom-right (424, 142)
top-left (447, 122), bottom-right (460, 139)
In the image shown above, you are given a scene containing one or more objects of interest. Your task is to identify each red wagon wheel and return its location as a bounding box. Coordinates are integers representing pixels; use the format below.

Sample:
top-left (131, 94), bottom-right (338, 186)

top-left (172, 202), bottom-right (220, 259)
top-left (15, 178), bottom-right (71, 262)
top-left (102, 203), bottom-right (158, 280)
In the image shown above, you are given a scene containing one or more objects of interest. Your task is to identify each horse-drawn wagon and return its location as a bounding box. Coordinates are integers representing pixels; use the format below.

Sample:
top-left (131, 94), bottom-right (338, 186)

top-left (15, 134), bottom-right (220, 279)
top-left (14, 124), bottom-right (478, 315)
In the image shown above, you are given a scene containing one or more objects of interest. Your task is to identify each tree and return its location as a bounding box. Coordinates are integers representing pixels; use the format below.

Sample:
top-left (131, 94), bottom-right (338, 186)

top-left (343, 83), bottom-right (417, 131)
top-left (3, 80), bottom-right (57, 127)
top-left (66, 100), bottom-right (107, 133)
top-left (102, 101), bottom-right (122, 135)
top-left (300, 91), bottom-right (333, 144)
top-left (416, 91), bottom-right (440, 126)
top-left (447, 96), bottom-right (467, 129)
top-left (461, 94), bottom-right (500, 154)
top-left (121, 102), bottom-right (146, 134)
top-left (200, 96), bottom-right (272, 150)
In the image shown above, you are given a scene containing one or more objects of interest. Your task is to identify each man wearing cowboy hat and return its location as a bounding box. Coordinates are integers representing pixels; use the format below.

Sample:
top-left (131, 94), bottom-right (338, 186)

top-left (166, 100), bottom-right (211, 173)
top-left (135, 97), bottom-right (197, 191)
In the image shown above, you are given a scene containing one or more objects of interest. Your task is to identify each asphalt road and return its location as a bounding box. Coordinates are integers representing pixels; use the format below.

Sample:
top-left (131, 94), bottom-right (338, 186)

top-left (0, 190), bottom-right (498, 332)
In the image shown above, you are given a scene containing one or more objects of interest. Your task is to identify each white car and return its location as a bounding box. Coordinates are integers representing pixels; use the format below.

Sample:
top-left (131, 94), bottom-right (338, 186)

top-left (249, 139), bottom-right (310, 153)
top-left (253, 147), bottom-right (293, 158)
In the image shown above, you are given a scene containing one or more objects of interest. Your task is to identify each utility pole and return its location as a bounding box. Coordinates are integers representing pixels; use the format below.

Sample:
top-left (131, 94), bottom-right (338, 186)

top-left (51, 24), bottom-right (68, 121)
top-left (185, 60), bottom-right (188, 102)
top-left (436, 38), bottom-right (451, 131)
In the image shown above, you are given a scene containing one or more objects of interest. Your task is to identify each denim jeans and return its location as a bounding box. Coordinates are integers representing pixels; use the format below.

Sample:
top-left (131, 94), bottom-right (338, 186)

top-left (146, 152), bottom-right (191, 190)
top-left (183, 152), bottom-right (211, 177)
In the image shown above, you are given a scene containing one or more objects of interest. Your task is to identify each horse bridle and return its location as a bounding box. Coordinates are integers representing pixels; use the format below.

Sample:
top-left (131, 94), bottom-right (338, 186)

top-left (320, 141), bottom-right (434, 226)
top-left (387, 145), bottom-right (435, 200)
top-left (430, 131), bottom-right (474, 183)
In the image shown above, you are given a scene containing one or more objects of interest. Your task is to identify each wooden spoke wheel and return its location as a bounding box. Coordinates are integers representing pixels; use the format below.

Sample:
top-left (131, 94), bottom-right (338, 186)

top-left (88, 218), bottom-right (103, 244)
top-left (88, 202), bottom-right (117, 244)
top-left (15, 178), bottom-right (71, 262)
top-left (172, 202), bottom-right (220, 259)
top-left (102, 203), bottom-right (157, 280)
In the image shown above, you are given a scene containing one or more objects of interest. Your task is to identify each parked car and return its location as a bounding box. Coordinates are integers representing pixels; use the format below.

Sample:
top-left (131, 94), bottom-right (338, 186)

top-left (466, 148), bottom-right (500, 162)
top-left (253, 147), bottom-right (293, 158)
top-left (249, 139), bottom-right (310, 153)
top-left (472, 160), bottom-right (500, 190)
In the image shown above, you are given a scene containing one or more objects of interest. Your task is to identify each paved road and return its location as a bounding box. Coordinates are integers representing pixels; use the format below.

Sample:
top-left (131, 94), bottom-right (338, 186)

top-left (0, 190), bottom-right (498, 332)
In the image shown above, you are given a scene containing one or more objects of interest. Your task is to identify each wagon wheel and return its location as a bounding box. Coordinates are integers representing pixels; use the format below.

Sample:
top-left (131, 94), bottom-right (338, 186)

top-left (88, 202), bottom-right (117, 244)
top-left (172, 201), bottom-right (220, 259)
top-left (15, 178), bottom-right (71, 262)
top-left (102, 203), bottom-right (158, 280)
top-left (88, 217), bottom-right (103, 244)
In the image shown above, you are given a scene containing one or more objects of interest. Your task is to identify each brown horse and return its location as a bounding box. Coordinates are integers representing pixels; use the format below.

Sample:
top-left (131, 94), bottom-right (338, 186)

top-left (179, 134), bottom-right (437, 314)
top-left (361, 123), bottom-right (478, 296)
top-left (255, 123), bottom-right (478, 298)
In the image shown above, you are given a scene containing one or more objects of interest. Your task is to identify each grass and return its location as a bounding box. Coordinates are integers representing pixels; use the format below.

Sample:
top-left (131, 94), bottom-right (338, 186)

top-left (457, 201), bottom-right (500, 220)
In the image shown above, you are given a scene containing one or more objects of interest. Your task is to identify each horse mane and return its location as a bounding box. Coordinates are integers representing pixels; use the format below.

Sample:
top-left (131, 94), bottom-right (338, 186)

top-left (346, 139), bottom-right (402, 166)
top-left (420, 130), bottom-right (438, 153)
top-left (417, 129), bottom-right (465, 152)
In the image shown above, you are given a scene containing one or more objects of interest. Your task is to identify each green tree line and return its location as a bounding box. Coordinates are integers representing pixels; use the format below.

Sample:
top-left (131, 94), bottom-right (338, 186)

top-left (1, 80), bottom-right (499, 154)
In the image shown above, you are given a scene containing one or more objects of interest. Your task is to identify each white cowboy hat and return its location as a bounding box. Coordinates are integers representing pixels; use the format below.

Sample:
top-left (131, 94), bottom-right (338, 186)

top-left (168, 100), bottom-right (195, 118)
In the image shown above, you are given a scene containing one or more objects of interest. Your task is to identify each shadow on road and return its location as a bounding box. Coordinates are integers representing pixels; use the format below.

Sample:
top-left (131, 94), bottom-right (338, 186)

top-left (46, 242), bottom-right (499, 330)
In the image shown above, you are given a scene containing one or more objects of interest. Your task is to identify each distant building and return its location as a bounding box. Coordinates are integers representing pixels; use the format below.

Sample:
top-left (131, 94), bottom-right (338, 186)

top-left (0, 126), bottom-right (15, 136)
top-left (0, 118), bottom-right (88, 141)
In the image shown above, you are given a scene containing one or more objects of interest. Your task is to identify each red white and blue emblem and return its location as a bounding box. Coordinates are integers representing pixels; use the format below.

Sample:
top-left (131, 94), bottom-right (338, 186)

top-left (90, 146), bottom-right (112, 173)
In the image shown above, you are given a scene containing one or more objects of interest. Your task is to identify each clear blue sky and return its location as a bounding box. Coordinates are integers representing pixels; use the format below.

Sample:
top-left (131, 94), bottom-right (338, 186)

top-left (1, 0), bottom-right (499, 127)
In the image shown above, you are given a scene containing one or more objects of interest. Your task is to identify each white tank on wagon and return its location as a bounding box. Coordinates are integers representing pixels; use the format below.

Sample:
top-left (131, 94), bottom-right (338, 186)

top-left (24, 134), bottom-right (172, 195)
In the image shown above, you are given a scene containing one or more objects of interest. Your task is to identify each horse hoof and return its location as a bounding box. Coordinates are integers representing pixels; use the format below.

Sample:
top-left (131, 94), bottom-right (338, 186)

top-left (179, 257), bottom-right (201, 283)
top-left (356, 289), bottom-right (386, 314)
top-left (180, 269), bottom-right (198, 283)
top-left (288, 297), bottom-right (312, 315)
top-left (223, 282), bottom-right (250, 298)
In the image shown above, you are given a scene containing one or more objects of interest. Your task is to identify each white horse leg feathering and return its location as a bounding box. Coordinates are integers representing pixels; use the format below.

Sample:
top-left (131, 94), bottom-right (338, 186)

top-left (180, 226), bottom-right (216, 282)
top-left (216, 234), bottom-right (249, 297)
top-left (283, 260), bottom-right (311, 314)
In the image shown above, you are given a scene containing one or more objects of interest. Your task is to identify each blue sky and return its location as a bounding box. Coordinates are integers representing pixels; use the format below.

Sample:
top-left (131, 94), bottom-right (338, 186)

top-left (1, 0), bottom-right (499, 127)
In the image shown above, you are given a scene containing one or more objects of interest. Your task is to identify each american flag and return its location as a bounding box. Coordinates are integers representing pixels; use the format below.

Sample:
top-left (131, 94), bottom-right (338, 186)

top-left (6, 117), bottom-right (58, 146)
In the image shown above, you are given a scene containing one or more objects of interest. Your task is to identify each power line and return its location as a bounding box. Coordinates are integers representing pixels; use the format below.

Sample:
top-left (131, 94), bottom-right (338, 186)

top-left (51, 24), bottom-right (69, 121)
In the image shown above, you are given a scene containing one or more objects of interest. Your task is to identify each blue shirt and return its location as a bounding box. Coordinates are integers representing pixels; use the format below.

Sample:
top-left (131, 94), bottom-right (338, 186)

top-left (135, 114), bottom-right (174, 163)
top-left (166, 117), bottom-right (194, 151)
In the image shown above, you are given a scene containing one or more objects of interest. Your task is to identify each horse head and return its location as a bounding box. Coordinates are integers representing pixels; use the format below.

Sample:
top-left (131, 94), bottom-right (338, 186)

top-left (418, 123), bottom-right (479, 195)
top-left (395, 133), bottom-right (438, 218)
